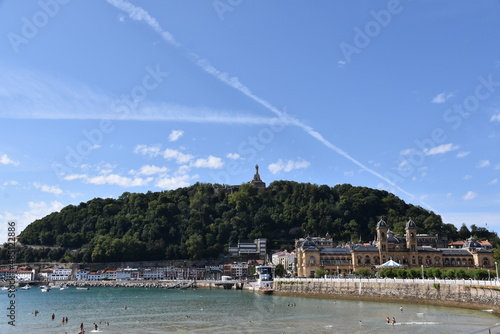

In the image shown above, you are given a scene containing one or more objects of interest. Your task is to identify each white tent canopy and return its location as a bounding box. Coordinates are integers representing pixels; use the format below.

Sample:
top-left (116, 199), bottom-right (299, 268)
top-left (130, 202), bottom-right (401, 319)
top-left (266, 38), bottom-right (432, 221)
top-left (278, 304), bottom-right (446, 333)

top-left (377, 259), bottom-right (402, 268)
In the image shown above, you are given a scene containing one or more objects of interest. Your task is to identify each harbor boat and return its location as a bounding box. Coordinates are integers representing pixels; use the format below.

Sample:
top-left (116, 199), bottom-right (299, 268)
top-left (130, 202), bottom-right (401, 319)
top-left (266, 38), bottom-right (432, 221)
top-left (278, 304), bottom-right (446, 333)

top-left (39, 285), bottom-right (51, 292)
top-left (21, 284), bottom-right (31, 290)
top-left (0, 286), bottom-right (9, 291)
top-left (76, 287), bottom-right (89, 290)
top-left (254, 265), bottom-right (275, 295)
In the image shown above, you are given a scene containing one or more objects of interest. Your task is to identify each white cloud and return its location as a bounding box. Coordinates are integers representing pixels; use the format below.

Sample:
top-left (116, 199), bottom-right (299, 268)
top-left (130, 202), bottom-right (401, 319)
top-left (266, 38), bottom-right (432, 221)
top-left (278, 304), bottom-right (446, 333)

top-left (191, 155), bottom-right (224, 169)
top-left (495, 163), bottom-right (500, 170)
top-left (64, 174), bottom-right (87, 181)
top-left (490, 114), bottom-right (500, 122)
top-left (489, 178), bottom-right (498, 185)
top-left (132, 165), bottom-right (168, 176)
top-left (134, 144), bottom-right (162, 157)
top-left (462, 191), bottom-right (478, 201)
top-left (226, 153), bottom-right (242, 160)
top-left (462, 175), bottom-right (472, 180)
top-left (168, 130), bottom-right (184, 142)
top-left (400, 148), bottom-right (414, 156)
top-left (431, 92), bottom-right (453, 104)
top-left (456, 151), bottom-right (470, 158)
top-left (155, 174), bottom-right (191, 189)
top-left (268, 159), bottom-right (311, 175)
top-left (86, 174), bottom-right (153, 187)
top-left (163, 148), bottom-right (193, 164)
top-left (424, 143), bottom-right (459, 156)
top-left (0, 201), bottom-right (64, 242)
top-left (337, 60), bottom-right (346, 67)
top-left (0, 154), bottom-right (19, 166)
top-left (33, 182), bottom-right (63, 195)
top-left (3, 180), bottom-right (18, 186)
top-left (476, 160), bottom-right (490, 168)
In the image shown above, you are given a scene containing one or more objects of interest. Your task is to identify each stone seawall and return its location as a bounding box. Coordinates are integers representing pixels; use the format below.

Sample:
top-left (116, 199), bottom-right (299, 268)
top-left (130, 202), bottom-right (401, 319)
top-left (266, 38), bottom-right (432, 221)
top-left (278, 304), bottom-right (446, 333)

top-left (274, 280), bottom-right (500, 313)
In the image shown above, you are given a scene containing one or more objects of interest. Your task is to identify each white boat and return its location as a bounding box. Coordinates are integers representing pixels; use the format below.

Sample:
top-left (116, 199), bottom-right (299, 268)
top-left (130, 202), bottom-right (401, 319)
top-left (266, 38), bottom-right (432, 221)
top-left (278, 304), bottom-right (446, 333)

top-left (39, 285), bottom-right (51, 292)
top-left (0, 287), bottom-right (8, 291)
top-left (76, 287), bottom-right (89, 290)
top-left (41, 288), bottom-right (48, 292)
top-left (21, 284), bottom-right (31, 290)
top-left (254, 265), bottom-right (275, 295)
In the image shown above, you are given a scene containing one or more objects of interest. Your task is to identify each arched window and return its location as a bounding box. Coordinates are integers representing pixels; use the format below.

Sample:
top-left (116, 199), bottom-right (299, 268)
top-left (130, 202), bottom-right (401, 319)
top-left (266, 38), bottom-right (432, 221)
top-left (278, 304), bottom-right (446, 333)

top-left (483, 257), bottom-right (490, 266)
top-left (309, 256), bottom-right (316, 265)
top-left (357, 256), bottom-right (362, 265)
top-left (365, 256), bottom-right (371, 264)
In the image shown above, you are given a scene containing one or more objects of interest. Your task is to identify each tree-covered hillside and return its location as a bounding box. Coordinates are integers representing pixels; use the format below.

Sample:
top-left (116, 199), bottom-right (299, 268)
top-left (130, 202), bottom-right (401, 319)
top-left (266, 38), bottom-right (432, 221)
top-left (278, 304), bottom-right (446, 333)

top-left (15, 181), bottom-right (458, 263)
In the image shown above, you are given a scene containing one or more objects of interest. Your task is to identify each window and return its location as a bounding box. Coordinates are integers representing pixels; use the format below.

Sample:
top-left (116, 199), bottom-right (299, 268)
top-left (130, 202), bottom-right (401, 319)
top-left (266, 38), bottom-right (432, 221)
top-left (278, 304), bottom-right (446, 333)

top-left (309, 256), bottom-right (316, 265)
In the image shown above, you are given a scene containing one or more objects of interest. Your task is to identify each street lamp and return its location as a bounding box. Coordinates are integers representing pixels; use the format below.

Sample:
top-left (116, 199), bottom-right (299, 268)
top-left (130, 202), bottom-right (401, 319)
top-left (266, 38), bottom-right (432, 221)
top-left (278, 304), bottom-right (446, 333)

top-left (495, 262), bottom-right (499, 281)
top-left (421, 264), bottom-right (424, 280)
top-left (337, 266), bottom-right (339, 278)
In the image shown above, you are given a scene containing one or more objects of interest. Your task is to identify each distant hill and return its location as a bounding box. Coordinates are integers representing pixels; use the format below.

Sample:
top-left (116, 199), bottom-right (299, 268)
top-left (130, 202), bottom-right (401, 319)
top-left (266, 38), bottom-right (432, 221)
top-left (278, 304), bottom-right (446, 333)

top-left (14, 181), bottom-right (457, 263)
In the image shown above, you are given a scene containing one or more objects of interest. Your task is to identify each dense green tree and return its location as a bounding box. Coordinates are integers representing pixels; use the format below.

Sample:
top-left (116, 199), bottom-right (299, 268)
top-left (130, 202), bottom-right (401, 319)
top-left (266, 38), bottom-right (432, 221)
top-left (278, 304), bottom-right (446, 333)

top-left (8, 181), bottom-right (494, 263)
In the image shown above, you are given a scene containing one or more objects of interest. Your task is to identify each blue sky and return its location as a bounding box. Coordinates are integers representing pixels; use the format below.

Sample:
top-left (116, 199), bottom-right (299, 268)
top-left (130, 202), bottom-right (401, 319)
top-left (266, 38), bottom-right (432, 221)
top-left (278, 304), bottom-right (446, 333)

top-left (1, 0), bottom-right (500, 242)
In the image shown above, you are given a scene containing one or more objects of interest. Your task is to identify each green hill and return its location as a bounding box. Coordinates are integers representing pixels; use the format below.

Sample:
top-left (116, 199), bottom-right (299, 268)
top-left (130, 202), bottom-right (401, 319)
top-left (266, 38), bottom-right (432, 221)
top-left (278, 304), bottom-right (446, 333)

top-left (14, 181), bottom-right (457, 263)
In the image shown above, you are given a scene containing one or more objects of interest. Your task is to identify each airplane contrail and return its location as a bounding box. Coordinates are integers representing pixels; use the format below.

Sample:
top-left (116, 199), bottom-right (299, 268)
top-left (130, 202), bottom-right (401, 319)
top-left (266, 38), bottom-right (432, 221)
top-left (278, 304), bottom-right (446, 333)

top-left (106, 0), bottom-right (434, 209)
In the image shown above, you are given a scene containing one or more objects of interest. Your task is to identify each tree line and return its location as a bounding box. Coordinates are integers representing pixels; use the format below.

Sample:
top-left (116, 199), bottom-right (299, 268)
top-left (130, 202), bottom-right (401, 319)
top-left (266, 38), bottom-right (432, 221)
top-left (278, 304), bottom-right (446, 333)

top-left (4, 181), bottom-right (497, 264)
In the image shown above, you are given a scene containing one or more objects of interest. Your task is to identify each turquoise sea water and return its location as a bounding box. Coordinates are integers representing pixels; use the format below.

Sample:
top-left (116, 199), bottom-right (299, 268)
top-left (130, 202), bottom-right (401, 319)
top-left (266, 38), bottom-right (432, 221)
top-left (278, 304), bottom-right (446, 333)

top-left (1, 286), bottom-right (498, 333)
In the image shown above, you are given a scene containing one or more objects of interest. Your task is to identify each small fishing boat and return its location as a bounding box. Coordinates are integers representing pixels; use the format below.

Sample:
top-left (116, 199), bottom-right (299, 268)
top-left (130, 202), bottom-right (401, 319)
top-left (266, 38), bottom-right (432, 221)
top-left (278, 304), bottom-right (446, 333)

top-left (21, 284), bottom-right (31, 290)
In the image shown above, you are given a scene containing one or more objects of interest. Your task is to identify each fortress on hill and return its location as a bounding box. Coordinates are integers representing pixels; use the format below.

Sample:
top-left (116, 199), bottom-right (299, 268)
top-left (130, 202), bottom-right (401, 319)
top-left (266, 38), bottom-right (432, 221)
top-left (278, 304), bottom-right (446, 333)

top-left (216, 165), bottom-right (266, 194)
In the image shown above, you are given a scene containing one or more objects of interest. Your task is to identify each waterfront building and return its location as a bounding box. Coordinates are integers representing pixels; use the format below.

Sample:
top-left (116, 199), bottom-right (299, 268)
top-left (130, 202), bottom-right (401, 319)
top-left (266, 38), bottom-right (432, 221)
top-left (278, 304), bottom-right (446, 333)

top-left (104, 270), bottom-right (117, 280)
top-left (38, 268), bottom-right (53, 280)
top-left (142, 267), bottom-right (165, 280)
top-left (296, 219), bottom-right (495, 277)
top-left (49, 268), bottom-right (72, 280)
top-left (271, 250), bottom-right (296, 275)
top-left (75, 269), bottom-right (89, 281)
top-left (15, 269), bottom-right (34, 281)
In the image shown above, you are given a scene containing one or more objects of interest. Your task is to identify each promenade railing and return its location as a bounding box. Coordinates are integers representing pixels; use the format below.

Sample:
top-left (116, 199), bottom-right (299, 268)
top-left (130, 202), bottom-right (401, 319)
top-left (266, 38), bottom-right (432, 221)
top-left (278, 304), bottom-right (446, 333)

top-left (274, 277), bottom-right (500, 287)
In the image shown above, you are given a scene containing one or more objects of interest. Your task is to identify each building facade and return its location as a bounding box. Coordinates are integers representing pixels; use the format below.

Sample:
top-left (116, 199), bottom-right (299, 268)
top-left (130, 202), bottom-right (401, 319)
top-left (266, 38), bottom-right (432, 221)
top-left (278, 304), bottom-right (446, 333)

top-left (296, 219), bottom-right (495, 277)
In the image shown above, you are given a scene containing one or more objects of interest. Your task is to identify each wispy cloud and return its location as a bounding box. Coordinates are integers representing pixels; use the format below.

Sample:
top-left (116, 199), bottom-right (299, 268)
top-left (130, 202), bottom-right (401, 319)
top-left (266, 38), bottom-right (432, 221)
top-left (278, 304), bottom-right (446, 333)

top-left (489, 178), bottom-right (498, 185)
top-left (490, 113), bottom-right (500, 122)
top-left (0, 67), bottom-right (281, 125)
top-left (476, 160), bottom-right (490, 168)
top-left (33, 182), bottom-right (63, 195)
top-left (168, 130), bottom-right (184, 142)
top-left (462, 191), bottom-right (478, 201)
top-left (226, 153), bottom-right (242, 160)
top-left (268, 159), bottom-right (310, 175)
top-left (0, 154), bottom-right (19, 166)
top-left (65, 173), bottom-right (153, 187)
top-left (456, 151), bottom-right (470, 158)
top-left (431, 92), bottom-right (453, 104)
top-left (424, 143), bottom-right (459, 156)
